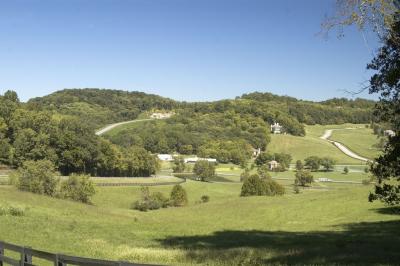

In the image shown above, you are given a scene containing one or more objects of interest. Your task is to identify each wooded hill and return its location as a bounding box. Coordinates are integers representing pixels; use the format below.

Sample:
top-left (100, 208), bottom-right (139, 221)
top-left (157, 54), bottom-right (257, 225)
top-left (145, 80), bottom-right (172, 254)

top-left (0, 88), bottom-right (375, 175)
top-left (29, 89), bottom-right (374, 133)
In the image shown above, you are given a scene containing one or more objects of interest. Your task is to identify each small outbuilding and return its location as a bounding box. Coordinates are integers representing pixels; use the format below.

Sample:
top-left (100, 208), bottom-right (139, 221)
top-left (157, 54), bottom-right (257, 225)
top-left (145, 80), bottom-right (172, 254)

top-left (384, 130), bottom-right (396, 137)
top-left (157, 154), bottom-right (174, 161)
top-left (271, 122), bottom-right (283, 134)
top-left (268, 160), bottom-right (279, 171)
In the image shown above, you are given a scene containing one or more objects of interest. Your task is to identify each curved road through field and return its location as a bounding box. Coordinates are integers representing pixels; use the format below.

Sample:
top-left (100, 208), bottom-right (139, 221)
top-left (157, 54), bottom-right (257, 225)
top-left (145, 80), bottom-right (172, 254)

top-left (320, 129), bottom-right (370, 162)
top-left (95, 118), bottom-right (154, 136)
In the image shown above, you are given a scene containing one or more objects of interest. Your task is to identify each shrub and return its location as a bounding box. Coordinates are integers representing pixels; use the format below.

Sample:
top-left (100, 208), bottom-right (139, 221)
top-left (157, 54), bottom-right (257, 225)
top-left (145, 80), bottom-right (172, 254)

top-left (241, 174), bottom-right (285, 197)
top-left (0, 206), bottom-right (25, 216)
top-left (7, 206), bottom-right (25, 216)
top-left (0, 206), bottom-right (7, 216)
top-left (362, 178), bottom-right (373, 185)
top-left (16, 160), bottom-right (58, 196)
top-left (201, 195), bottom-right (210, 203)
top-left (60, 174), bottom-right (96, 204)
top-left (257, 165), bottom-right (271, 179)
top-left (295, 170), bottom-right (314, 187)
top-left (343, 166), bottom-right (349, 174)
top-left (241, 174), bottom-right (265, 196)
top-left (172, 157), bottom-right (186, 173)
top-left (295, 160), bottom-right (304, 171)
top-left (240, 169), bottom-right (251, 182)
top-left (264, 178), bottom-right (285, 196)
top-left (170, 184), bottom-right (188, 207)
top-left (132, 187), bottom-right (170, 211)
top-left (294, 185), bottom-right (300, 194)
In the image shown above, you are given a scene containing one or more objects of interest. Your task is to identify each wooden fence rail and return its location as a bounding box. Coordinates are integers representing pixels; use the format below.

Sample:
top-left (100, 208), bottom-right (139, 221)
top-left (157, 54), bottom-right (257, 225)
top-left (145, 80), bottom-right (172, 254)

top-left (0, 241), bottom-right (159, 266)
top-left (95, 178), bottom-right (186, 187)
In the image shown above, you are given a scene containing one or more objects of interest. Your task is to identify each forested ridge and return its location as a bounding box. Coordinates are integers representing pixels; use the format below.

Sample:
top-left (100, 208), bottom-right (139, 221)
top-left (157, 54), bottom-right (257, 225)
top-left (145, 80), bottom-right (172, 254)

top-left (0, 88), bottom-right (375, 174)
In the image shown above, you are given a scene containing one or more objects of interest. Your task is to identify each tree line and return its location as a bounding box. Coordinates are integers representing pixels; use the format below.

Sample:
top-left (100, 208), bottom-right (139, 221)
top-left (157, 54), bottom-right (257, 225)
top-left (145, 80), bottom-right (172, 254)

top-left (0, 91), bottom-right (159, 177)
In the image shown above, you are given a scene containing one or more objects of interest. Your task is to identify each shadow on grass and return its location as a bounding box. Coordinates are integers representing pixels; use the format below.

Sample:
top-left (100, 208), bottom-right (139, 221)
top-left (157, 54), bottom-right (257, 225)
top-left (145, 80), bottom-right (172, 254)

top-left (373, 206), bottom-right (400, 215)
top-left (157, 220), bottom-right (400, 265)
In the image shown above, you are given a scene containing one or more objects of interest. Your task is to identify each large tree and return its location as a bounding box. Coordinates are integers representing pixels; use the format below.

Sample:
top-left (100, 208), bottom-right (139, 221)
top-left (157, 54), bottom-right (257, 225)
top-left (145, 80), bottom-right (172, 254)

top-left (368, 15), bottom-right (400, 205)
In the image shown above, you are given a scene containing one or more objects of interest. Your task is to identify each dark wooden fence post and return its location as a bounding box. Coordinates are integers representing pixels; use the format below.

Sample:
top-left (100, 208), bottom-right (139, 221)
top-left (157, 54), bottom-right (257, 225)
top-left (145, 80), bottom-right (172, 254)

top-left (23, 247), bottom-right (32, 265)
top-left (0, 241), bottom-right (4, 266)
top-left (54, 254), bottom-right (66, 266)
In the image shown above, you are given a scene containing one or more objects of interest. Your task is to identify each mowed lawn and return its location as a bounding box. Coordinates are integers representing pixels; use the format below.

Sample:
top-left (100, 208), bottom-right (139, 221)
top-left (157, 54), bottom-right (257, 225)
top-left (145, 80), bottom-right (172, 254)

top-left (329, 127), bottom-right (381, 160)
top-left (268, 124), bottom-right (370, 164)
top-left (1, 180), bottom-right (399, 265)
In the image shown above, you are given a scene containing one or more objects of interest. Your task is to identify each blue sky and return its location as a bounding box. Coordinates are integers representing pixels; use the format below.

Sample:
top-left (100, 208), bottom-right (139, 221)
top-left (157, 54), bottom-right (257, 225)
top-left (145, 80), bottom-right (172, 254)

top-left (0, 0), bottom-right (380, 102)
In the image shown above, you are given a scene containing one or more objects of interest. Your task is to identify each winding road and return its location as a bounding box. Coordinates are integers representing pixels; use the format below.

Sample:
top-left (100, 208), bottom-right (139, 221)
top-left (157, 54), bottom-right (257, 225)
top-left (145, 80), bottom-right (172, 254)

top-left (320, 129), bottom-right (370, 162)
top-left (95, 118), bottom-right (154, 136)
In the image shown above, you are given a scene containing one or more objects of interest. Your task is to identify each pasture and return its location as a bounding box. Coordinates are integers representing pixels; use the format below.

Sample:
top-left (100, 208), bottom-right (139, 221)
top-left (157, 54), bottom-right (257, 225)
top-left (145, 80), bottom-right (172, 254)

top-left (1, 177), bottom-right (399, 265)
top-left (268, 124), bottom-right (374, 164)
top-left (329, 127), bottom-right (381, 159)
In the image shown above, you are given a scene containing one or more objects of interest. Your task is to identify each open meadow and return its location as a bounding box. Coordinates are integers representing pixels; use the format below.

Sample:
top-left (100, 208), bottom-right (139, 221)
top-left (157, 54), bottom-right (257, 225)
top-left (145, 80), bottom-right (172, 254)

top-left (267, 124), bottom-right (376, 164)
top-left (1, 177), bottom-right (399, 265)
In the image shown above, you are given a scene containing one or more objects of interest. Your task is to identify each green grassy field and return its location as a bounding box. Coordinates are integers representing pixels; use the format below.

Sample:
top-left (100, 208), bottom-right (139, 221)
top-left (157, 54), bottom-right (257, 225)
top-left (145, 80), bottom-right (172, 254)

top-left (1, 178), bottom-right (399, 265)
top-left (267, 124), bottom-right (370, 164)
top-left (329, 127), bottom-right (381, 160)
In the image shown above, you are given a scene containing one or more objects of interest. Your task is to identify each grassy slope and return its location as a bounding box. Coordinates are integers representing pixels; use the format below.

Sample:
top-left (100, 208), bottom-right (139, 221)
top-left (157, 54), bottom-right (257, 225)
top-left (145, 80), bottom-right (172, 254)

top-left (329, 128), bottom-right (381, 160)
top-left (268, 124), bottom-right (368, 164)
top-left (1, 180), bottom-right (399, 265)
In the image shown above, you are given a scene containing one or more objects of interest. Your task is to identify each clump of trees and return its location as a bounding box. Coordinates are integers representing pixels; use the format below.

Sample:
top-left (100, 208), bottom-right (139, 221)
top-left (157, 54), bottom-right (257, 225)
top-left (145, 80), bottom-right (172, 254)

top-left (240, 174), bottom-right (285, 197)
top-left (255, 152), bottom-right (292, 171)
top-left (15, 160), bottom-right (96, 203)
top-left (304, 156), bottom-right (336, 172)
top-left (193, 160), bottom-right (216, 181)
top-left (132, 184), bottom-right (188, 212)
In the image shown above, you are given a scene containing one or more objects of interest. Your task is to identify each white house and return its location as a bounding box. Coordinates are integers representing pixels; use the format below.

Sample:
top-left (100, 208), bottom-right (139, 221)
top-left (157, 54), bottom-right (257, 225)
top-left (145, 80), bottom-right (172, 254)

top-left (268, 160), bottom-right (279, 170)
top-left (184, 157), bottom-right (217, 163)
top-left (384, 130), bottom-right (396, 137)
top-left (271, 122), bottom-right (283, 134)
top-left (157, 154), bottom-right (174, 161)
top-left (253, 148), bottom-right (261, 157)
top-left (150, 112), bottom-right (174, 119)
top-left (317, 177), bottom-right (333, 182)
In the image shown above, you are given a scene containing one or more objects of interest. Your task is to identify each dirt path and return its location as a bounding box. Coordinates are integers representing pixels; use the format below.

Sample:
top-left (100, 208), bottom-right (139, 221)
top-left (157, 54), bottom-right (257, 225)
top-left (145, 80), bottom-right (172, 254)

top-left (320, 129), bottom-right (370, 162)
top-left (95, 118), bottom-right (154, 136)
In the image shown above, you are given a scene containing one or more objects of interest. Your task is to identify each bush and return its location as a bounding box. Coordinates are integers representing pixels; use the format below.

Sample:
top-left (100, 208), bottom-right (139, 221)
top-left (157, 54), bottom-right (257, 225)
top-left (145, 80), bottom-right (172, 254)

top-left (60, 174), bottom-right (96, 204)
top-left (172, 157), bottom-right (186, 173)
top-left (295, 160), bottom-right (304, 171)
top-left (0, 206), bottom-right (25, 216)
top-left (201, 195), bottom-right (210, 203)
top-left (294, 185), bottom-right (300, 194)
top-left (241, 174), bottom-right (285, 197)
top-left (0, 206), bottom-right (7, 216)
top-left (16, 160), bottom-right (58, 196)
top-left (132, 187), bottom-right (170, 211)
top-left (170, 184), bottom-right (188, 207)
top-left (241, 174), bottom-right (265, 196)
top-left (7, 206), bottom-right (25, 216)
top-left (343, 166), bottom-right (349, 174)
